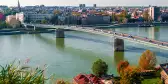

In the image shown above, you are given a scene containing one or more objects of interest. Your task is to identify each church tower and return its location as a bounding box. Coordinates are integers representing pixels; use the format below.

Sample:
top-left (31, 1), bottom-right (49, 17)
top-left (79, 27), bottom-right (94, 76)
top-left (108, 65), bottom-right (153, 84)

top-left (18, 0), bottom-right (21, 12)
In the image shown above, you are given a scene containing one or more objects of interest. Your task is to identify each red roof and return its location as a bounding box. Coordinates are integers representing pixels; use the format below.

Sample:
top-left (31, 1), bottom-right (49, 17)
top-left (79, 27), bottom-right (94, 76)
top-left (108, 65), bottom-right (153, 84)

top-left (74, 74), bottom-right (104, 84)
top-left (74, 74), bottom-right (89, 84)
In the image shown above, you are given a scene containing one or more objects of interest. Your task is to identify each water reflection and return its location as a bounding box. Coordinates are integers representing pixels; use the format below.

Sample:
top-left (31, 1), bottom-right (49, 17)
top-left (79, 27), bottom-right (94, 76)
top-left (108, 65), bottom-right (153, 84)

top-left (148, 27), bottom-right (160, 40)
top-left (10, 35), bottom-right (21, 48)
top-left (56, 38), bottom-right (65, 50)
top-left (114, 51), bottom-right (124, 66)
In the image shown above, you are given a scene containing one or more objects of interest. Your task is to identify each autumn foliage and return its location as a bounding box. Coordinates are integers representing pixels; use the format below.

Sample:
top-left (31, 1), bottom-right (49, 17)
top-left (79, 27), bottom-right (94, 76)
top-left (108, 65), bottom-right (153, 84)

top-left (55, 79), bottom-right (71, 84)
top-left (139, 50), bottom-right (157, 70)
top-left (117, 60), bottom-right (129, 75)
top-left (117, 61), bottom-right (142, 84)
top-left (120, 66), bottom-right (141, 84)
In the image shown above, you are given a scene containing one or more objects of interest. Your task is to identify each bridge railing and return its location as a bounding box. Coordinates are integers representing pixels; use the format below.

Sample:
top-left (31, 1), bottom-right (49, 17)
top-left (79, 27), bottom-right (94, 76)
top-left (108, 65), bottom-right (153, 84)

top-left (70, 26), bottom-right (168, 47)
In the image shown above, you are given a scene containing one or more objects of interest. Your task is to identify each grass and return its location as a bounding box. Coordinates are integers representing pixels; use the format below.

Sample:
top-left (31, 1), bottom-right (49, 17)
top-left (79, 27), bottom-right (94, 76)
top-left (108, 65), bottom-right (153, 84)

top-left (142, 77), bottom-right (162, 84)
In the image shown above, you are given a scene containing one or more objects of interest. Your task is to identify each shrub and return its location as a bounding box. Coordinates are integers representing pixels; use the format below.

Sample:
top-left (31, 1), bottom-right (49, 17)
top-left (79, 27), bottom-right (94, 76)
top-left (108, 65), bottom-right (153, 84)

top-left (92, 59), bottom-right (108, 77)
top-left (0, 61), bottom-right (46, 84)
top-left (139, 50), bottom-right (157, 70)
top-left (56, 79), bottom-right (71, 84)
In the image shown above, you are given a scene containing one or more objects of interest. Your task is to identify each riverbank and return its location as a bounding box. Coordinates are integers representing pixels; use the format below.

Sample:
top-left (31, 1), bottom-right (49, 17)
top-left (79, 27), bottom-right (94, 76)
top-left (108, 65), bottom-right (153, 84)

top-left (92, 22), bottom-right (168, 28)
top-left (0, 28), bottom-right (72, 35)
top-left (0, 28), bottom-right (55, 35)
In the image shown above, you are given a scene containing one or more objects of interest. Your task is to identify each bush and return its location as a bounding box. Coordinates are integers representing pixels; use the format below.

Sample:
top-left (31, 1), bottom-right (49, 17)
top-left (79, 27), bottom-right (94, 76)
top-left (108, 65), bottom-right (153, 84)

top-left (139, 50), bottom-right (157, 70)
top-left (0, 61), bottom-right (46, 84)
top-left (92, 59), bottom-right (108, 77)
top-left (56, 79), bottom-right (71, 84)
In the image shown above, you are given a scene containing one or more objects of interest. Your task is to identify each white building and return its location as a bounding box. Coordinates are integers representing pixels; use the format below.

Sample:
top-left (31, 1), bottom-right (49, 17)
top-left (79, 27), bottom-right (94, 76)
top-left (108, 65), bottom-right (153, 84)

top-left (149, 6), bottom-right (160, 21)
top-left (24, 12), bottom-right (53, 22)
top-left (16, 12), bottom-right (24, 23)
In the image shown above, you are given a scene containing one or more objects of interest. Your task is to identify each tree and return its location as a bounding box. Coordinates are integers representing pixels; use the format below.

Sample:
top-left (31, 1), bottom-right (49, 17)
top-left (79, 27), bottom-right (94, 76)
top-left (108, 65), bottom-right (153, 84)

top-left (143, 10), bottom-right (150, 22)
top-left (53, 10), bottom-right (60, 15)
top-left (92, 59), bottom-right (108, 77)
top-left (139, 50), bottom-right (157, 70)
top-left (117, 60), bottom-right (129, 75)
top-left (125, 14), bottom-right (131, 19)
top-left (111, 13), bottom-right (116, 22)
top-left (117, 61), bottom-right (142, 84)
top-left (120, 66), bottom-right (142, 84)
top-left (41, 20), bottom-right (47, 24)
top-left (50, 15), bottom-right (58, 24)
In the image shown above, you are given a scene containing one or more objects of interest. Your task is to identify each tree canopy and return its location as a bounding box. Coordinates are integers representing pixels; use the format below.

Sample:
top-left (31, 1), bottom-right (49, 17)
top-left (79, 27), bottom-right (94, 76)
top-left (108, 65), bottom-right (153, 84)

top-left (92, 59), bottom-right (108, 77)
top-left (117, 60), bottom-right (142, 84)
top-left (139, 50), bottom-right (157, 70)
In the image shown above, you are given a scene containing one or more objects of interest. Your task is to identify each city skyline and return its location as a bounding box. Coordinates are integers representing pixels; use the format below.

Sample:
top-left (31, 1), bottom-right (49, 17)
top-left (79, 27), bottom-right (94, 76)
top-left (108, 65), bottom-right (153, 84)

top-left (0, 0), bottom-right (168, 6)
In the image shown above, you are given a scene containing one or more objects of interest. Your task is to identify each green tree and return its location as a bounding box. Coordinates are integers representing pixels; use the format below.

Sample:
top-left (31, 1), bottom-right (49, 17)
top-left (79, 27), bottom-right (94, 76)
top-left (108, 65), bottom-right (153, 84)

top-left (125, 14), bottom-right (131, 19)
top-left (41, 20), bottom-right (47, 24)
top-left (139, 50), bottom-right (157, 70)
top-left (50, 15), bottom-right (58, 24)
top-left (112, 13), bottom-right (116, 22)
top-left (0, 21), bottom-right (8, 28)
top-left (92, 59), bottom-right (108, 77)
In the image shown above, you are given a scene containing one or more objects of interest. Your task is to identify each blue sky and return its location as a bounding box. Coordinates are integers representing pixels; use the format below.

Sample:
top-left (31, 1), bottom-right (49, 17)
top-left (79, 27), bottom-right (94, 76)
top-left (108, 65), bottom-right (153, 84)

top-left (0, 0), bottom-right (168, 6)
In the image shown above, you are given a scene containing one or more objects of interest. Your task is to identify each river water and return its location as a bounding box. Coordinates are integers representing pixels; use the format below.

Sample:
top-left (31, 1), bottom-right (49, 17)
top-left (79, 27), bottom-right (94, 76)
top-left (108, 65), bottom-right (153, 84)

top-left (0, 26), bottom-right (168, 81)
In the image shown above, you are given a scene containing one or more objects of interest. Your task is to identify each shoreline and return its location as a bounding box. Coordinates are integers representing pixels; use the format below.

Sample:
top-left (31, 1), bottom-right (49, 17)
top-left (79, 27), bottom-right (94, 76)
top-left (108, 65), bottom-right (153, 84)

top-left (82, 22), bottom-right (168, 28)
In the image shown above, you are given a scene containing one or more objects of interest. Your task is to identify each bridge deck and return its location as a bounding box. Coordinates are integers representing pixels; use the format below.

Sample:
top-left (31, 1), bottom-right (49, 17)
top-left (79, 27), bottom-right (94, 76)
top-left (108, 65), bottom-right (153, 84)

top-left (24, 23), bottom-right (168, 50)
top-left (68, 26), bottom-right (168, 50)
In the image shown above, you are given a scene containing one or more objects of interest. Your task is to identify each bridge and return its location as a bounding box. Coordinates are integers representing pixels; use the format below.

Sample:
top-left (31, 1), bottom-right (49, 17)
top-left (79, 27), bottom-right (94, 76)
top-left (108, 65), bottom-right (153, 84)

top-left (22, 23), bottom-right (168, 51)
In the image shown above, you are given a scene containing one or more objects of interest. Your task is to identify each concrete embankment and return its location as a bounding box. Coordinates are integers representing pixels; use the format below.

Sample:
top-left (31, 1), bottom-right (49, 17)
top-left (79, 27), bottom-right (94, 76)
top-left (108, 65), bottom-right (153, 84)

top-left (0, 28), bottom-right (55, 35)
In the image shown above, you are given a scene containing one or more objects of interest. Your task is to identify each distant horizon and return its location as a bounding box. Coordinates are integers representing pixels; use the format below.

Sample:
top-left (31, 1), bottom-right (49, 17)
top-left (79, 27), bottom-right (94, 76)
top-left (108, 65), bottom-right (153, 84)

top-left (0, 0), bottom-right (168, 7)
top-left (1, 5), bottom-right (168, 7)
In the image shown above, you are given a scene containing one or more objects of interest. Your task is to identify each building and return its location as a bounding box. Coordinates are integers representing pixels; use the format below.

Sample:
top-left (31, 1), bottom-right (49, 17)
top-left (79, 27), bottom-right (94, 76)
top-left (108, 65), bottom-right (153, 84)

top-left (79, 4), bottom-right (85, 8)
top-left (93, 4), bottom-right (97, 8)
top-left (16, 12), bottom-right (24, 23)
top-left (73, 74), bottom-right (104, 84)
top-left (6, 15), bottom-right (20, 28)
top-left (81, 15), bottom-right (111, 25)
top-left (0, 5), bottom-right (8, 10)
top-left (148, 6), bottom-right (160, 21)
top-left (18, 0), bottom-right (21, 12)
top-left (160, 63), bottom-right (168, 84)
top-left (24, 12), bottom-right (53, 22)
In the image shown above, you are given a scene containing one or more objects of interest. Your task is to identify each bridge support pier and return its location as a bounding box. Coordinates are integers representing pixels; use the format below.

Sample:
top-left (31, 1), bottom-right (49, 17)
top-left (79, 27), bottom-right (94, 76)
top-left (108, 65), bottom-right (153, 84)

top-left (114, 38), bottom-right (124, 52)
top-left (56, 29), bottom-right (65, 38)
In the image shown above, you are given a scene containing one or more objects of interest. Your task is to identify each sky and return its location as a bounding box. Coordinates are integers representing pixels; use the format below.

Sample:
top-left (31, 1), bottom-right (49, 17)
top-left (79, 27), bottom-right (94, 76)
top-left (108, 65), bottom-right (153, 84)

top-left (0, 0), bottom-right (168, 6)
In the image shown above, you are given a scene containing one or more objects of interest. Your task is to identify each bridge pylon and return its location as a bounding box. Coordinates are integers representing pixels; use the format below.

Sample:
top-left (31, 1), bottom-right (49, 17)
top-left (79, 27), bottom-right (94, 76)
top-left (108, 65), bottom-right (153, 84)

top-left (55, 29), bottom-right (65, 38)
top-left (114, 38), bottom-right (124, 52)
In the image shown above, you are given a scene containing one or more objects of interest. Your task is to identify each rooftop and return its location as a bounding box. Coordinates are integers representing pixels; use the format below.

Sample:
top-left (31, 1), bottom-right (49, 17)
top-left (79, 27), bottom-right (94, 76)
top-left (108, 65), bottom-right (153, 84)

top-left (160, 63), bottom-right (168, 75)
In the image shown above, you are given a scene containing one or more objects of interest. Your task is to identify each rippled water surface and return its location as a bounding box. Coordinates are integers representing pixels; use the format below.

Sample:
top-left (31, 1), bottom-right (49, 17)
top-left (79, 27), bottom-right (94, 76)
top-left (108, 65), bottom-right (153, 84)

top-left (0, 26), bottom-right (168, 80)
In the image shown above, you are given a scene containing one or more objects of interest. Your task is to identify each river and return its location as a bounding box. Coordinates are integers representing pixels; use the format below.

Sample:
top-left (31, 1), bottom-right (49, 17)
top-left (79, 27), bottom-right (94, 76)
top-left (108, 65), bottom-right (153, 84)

top-left (0, 26), bottom-right (168, 81)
